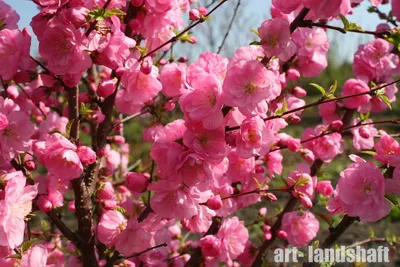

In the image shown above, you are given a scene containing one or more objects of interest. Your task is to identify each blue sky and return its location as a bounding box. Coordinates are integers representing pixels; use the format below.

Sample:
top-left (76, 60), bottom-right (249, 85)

top-left (5, 0), bottom-right (392, 61)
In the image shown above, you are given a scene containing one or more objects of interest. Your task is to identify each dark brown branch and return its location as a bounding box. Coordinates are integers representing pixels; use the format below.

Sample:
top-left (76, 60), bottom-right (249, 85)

top-left (126, 243), bottom-right (168, 259)
top-left (290, 8), bottom-right (310, 33)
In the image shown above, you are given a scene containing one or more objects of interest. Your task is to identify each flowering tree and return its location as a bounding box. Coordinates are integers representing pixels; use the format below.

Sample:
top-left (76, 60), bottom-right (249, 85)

top-left (1, 0), bottom-right (400, 266)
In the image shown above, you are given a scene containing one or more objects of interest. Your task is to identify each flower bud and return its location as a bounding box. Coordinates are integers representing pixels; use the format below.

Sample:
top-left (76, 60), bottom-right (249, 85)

top-left (287, 115), bottom-right (301, 124)
top-left (31, 86), bottom-right (50, 103)
top-left (188, 36), bottom-right (198, 44)
top-left (38, 195), bottom-right (52, 213)
top-left (264, 232), bottom-right (272, 240)
top-left (298, 193), bottom-right (313, 208)
top-left (178, 56), bottom-right (189, 63)
top-left (331, 120), bottom-right (343, 130)
top-left (292, 86), bottom-right (307, 98)
top-left (287, 138), bottom-right (300, 152)
top-left (277, 230), bottom-right (287, 239)
top-left (198, 7), bottom-right (208, 16)
top-left (258, 207), bottom-right (267, 217)
top-left (125, 172), bottom-right (149, 193)
top-left (206, 195), bottom-right (223, 210)
top-left (141, 57), bottom-right (153, 75)
top-left (255, 165), bottom-right (265, 174)
top-left (199, 236), bottom-right (221, 257)
top-left (159, 58), bottom-right (168, 66)
top-left (25, 160), bottom-right (36, 171)
top-left (68, 200), bottom-right (76, 212)
top-left (189, 9), bottom-right (201, 20)
top-left (77, 146), bottom-right (97, 164)
top-left (163, 100), bottom-right (176, 112)
top-left (265, 193), bottom-right (277, 202)
top-left (108, 135), bottom-right (126, 145)
top-left (98, 79), bottom-right (117, 98)
top-left (316, 181), bottom-right (334, 197)
top-left (301, 148), bottom-right (315, 163)
top-left (287, 68), bottom-right (300, 80)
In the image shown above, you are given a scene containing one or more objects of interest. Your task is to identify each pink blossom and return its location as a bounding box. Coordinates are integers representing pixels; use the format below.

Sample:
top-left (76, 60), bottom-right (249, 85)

top-left (351, 118), bottom-right (377, 151)
top-left (236, 116), bottom-right (274, 159)
top-left (316, 181), bottom-right (334, 197)
top-left (264, 150), bottom-right (283, 177)
top-left (393, 0), bottom-right (400, 19)
top-left (77, 146), bottom-right (97, 164)
top-left (97, 182), bottom-right (117, 209)
top-left (37, 112), bottom-right (69, 140)
top-left (216, 217), bottom-right (249, 263)
top-left (182, 204), bottom-right (216, 233)
top-left (258, 18), bottom-right (292, 58)
top-left (222, 60), bottom-right (281, 115)
top-left (38, 20), bottom-right (92, 84)
top-left (0, 171), bottom-right (38, 249)
top-left (0, 0), bottom-right (20, 30)
top-left (199, 235), bottom-right (221, 257)
top-left (318, 101), bottom-right (339, 124)
top-left (281, 211), bottom-right (319, 247)
top-left (149, 180), bottom-right (201, 220)
top-left (20, 245), bottom-right (48, 267)
top-left (341, 79), bottom-right (371, 109)
top-left (206, 195), bottom-right (223, 210)
top-left (160, 63), bottom-right (187, 97)
top-left (329, 157), bottom-right (392, 222)
top-left (98, 210), bottom-right (127, 247)
top-left (42, 133), bottom-right (83, 180)
top-left (353, 39), bottom-right (399, 81)
top-left (146, 0), bottom-right (176, 13)
top-left (302, 125), bottom-right (344, 162)
top-left (187, 52), bottom-right (228, 85)
top-left (98, 79), bottom-right (117, 98)
top-left (286, 164), bottom-right (317, 207)
top-left (125, 172), bottom-right (149, 193)
top-left (180, 74), bottom-right (224, 130)
top-left (0, 29), bottom-right (32, 80)
top-left (142, 124), bottom-right (164, 142)
top-left (374, 135), bottom-right (400, 166)
top-left (272, 0), bottom-right (301, 14)
top-left (302, 0), bottom-right (342, 19)
top-left (0, 111), bottom-right (35, 160)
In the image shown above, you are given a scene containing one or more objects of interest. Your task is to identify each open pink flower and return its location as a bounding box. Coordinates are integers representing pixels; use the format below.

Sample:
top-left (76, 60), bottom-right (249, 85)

top-left (351, 118), bottom-right (377, 151)
top-left (42, 133), bottom-right (83, 180)
top-left (374, 135), bottom-right (400, 166)
top-left (329, 156), bottom-right (392, 222)
top-left (258, 18), bottom-right (293, 58)
top-left (281, 211), bottom-right (319, 247)
top-left (286, 164), bottom-right (317, 208)
top-left (38, 20), bottom-right (92, 84)
top-left (216, 217), bottom-right (249, 263)
top-left (0, 0), bottom-right (20, 30)
top-left (341, 79), bottom-right (371, 109)
top-left (98, 210), bottom-right (127, 247)
top-left (160, 63), bottom-right (187, 97)
top-left (20, 245), bottom-right (48, 267)
top-left (0, 171), bottom-right (38, 249)
top-left (180, 73), bottom-right (223, 130)
top-left (236, 116), bottom-right (274, 159)
top-left (222, 60), bottom-right (281, 115)
top-left (0, 29), bottom-right (31, 80)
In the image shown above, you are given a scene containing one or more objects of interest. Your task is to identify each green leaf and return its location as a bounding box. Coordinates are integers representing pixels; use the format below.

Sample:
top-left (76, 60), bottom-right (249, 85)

top-left (251, 29), bottom-right (260, 37)
top-left (173, 28), bottom-right (179, 36)
top-left (21, 238), bottom-right (38, 254)
top-left (104, 8), bottom-right (126, 18)
top-left (65, 119), bottom-right (74, 138)
top-left (339, 14), bottom-right (350, 30)
top-left (88, 7), bottom-right (106, 21)
top-left (41, 219), bottom-right (50, 232)
top-left (114, 206), bottom-right (130, 218)
top-left (385, 195), bottom-right (400, 209)
top-left (359, 112), bottom-right (370, 121)
top-left (274, 98), bottom-right (288, 116)
top-left (5, 254), bottom-right (21, 260)
top-left (369, 227), bottom-right (375, 238)
top-left (378, 94), bottom-right (392, 109)
top-left (136, 45), bottom-right (149, 57)
top-left (360, 150), bottom-right (377, 156)
top-left (202, 16), bottom-right (214, 21)
top-left (80, 103), bottom-right (94, 115)
top-left (312, 240), bottom-right (319, 249)
top-left (385, 29), bottom-right (400, 51)
top-left (249, 41), bottom-right (262, 46)
top-left (309, 83), bottom-right (326, 96)
top-left (328, 81), bottom-right (338, 95)
top-left (294, 175), bottom-right (311, 187)
top-left (177, 32), bottom-right (193, 43)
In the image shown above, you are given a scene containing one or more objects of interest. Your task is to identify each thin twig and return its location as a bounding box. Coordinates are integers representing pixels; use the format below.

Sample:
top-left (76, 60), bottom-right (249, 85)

top-left (217, 0), bottom-right (241, 54)
top-left (126, 243), bottom-right (168, 259)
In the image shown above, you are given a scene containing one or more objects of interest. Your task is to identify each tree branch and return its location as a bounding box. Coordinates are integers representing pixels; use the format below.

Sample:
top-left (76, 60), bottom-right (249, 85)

top-left (217, 0), bottom-right (241, 54)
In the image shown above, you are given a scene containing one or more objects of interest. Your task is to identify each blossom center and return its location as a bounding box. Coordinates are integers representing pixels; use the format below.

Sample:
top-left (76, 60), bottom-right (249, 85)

top-left (244, 84), bottom-right (256, 94)
top-left (117, 220), bottom-right (127, 233)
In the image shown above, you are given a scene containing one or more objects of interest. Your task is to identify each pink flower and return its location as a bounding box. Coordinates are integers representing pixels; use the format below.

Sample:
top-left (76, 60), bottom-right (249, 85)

top-left (302, 125), bottom-right (344, 162)
top-left (353, 39), bottom-right (399, 81)
top-left (77, 146), bottom-right (97, 164)
top-left (0, 113), bottom-right (8, 131)
top-left (286, 164), bottom-right (317, 207)
top-left (125, 172), bottom-right (149, 193)
top-left (98, 79), bottom-right (117, 98)
top-left (38, 20), bottom-right (92, 84)
top-left (42, 133), bottom-right (83, 180)
top-left (160, 63), bottom-right (187, 97)
top-left (97, 182), bottom-right (117, 209)
top-left (187, 52), bottom-right (228, 85)
top-left (258, 18), bottom-right (292, 58)
top-left (341, 79), bottom-right (371, 109)
top-left (316, 181), bottom-right (334, 197)
top-left (0, 0), bottom-right (20, 30)
top-left (236, 116), bottom-right (274, 159)
top-left (207, 195), bottom-right (223, 210)
top-left (20, 245), bottom-right (48, 267)
top-left (264, 150), bottom-right (283, 177)
top-left (0, 29), bottom-right (31, 80)
top-left (281, 211), bottom-right (319, 247)
top-left (222, 60), bottom-right (281, 115)
top-left (0, 111), bottom-right (35, 160)
top-left (216, 217), bottom-right (249, 263)
top-left (146, 0), bottom-right (176, 13)
top-left (318, 101), bottom-right (339, 124)
top-left (98, 210), bottom-right (127, 247)
top-left (37, 112), bottom-right (69, 140)
top-left (374, 135), bottom-right (400, 166)
top-left (272, 0), bottom-right (301, 14)
top-left (180, 74), bottom-right (223, 130)
top-left (183, 124), bottom-right (228, 164)
top-left (0, 171), bottom-right (38, 249)
top-left (302, 0), bottom-right (342, 19)
top-left (329, 157), bottom-right (392, 222)
top-left (149, 180), bottom-right (201, 220)
top-left (199, 235), bottom-right (221, 257)
top-left (351, 118), bottom-right (377, 151)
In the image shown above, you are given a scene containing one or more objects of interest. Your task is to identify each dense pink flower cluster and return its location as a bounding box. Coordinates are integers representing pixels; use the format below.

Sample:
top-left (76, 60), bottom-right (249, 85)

top-left (0, 0), bottom-right (400, 266)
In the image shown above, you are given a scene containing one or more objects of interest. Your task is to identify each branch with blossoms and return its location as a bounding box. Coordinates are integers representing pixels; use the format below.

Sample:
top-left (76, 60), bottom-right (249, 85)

top-left (2, 0), bottom-right (400, 267)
